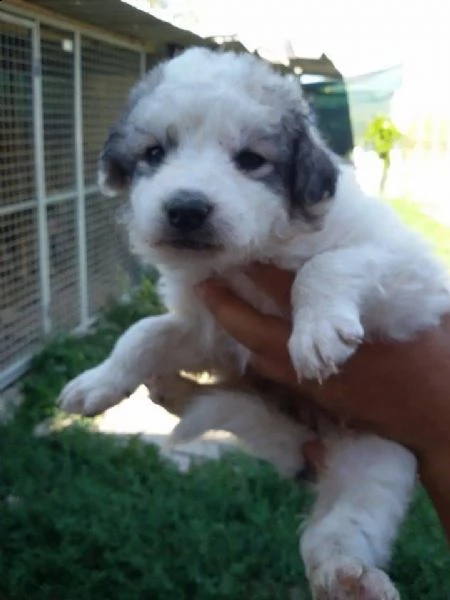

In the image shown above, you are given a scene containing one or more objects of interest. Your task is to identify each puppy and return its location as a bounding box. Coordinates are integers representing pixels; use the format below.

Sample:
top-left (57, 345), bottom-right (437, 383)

top-left (59, 48), bottom-right (450, 599)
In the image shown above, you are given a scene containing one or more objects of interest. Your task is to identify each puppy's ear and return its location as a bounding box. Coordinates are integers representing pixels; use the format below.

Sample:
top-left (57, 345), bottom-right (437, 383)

top-left (98, 125), bottom-right (133, 197)
top-left (289, 121), bottom-right (338, 221)
top-left (98, 63), bottom-right (165, 197)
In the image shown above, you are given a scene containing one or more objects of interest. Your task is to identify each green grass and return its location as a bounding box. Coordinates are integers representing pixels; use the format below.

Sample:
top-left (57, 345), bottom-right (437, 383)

top-left (388, 197), bottom-right (450, 267)
top-left (0, 421), bottom-right (448, 599)
top-left (0, 428), bottom-right (311, 600)
top-left (0, 423), bottom-right (448, 600)
top-left (1, 210), bottom-right (450, 599)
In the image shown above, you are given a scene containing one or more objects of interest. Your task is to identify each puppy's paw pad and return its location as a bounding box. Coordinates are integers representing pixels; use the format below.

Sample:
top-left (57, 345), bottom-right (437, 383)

top-left (358, 568), bottom-right (399, 600)
top-left (289, 313), bottom-right (364, 381)
top-left (311, 557), bottom-right (399, 600)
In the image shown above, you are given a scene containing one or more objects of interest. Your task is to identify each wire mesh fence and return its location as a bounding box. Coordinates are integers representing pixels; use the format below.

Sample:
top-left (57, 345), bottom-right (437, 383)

top-left (81, 37), bottom-right (142, 315)
top-left (0, 17), bottom-right (41, 380)
top-left (0, 10), bottom-right (146, 388)
top-left (41, 25), bottom-right (79, 332)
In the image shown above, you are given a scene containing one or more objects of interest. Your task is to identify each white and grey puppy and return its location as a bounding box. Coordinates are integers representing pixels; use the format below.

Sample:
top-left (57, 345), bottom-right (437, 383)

top-left (60, 48), bottom-right (450, 599)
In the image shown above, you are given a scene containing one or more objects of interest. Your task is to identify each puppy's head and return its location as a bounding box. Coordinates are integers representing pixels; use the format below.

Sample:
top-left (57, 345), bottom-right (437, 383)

top-left (99, 48), bottom-right (338, 268)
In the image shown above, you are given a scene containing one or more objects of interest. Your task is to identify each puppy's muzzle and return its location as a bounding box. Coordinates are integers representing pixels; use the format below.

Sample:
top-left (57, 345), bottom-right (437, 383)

top-left (165, 190), bottom-right (212, 234)
top-left (160, 189), bottom-right (219, 251)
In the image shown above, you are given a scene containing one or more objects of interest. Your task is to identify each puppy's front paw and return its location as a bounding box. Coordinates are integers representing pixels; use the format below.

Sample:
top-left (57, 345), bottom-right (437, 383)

top-left (289, 311), bottom-right (363, 382)
top-left (59, 362), bottom-right (131, 417)
top-left (310, 557), bottom-right (399, 600)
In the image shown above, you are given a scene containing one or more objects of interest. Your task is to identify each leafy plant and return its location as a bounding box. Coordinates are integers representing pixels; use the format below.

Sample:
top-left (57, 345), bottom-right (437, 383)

top-left (364, 115), bottom-right (403, 193)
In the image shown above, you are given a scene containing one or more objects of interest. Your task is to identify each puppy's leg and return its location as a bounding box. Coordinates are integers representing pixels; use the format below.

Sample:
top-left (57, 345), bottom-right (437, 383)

top-left (147, 372), bottom-right (206, 418)
top-left (288, 246), bottom-right (381, 381)
top-left (59, 314), bottom-right (211, 417)
top-left (300, 434), bottom-right (416, 600)
top-left (162, 381), bottom-right (314, 478)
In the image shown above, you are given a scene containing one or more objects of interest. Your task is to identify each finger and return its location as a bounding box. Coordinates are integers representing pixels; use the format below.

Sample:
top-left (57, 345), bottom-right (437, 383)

top-left (303, 439), bottom-right (326, 473)
top-left (250, 353), bottom-right (298, 387)
top-left (196, 281), bottom-right (291, 355)
top-left (243, 263), bottom-right (295, 312)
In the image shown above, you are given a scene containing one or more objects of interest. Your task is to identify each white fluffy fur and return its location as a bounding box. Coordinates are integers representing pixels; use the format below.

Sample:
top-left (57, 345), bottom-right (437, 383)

top-left (59, 48), bottom-right (450, 599)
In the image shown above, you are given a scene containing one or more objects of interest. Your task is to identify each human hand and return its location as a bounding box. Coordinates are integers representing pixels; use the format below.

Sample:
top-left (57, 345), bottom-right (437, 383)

top-left (195, 263), bottom-right (450, 539)
top-left (195, 264), bottom-right (450, 457)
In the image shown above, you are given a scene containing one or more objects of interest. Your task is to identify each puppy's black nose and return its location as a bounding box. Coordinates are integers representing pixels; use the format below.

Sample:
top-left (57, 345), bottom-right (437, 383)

top-left (165, 192), bottom-right (212, 233)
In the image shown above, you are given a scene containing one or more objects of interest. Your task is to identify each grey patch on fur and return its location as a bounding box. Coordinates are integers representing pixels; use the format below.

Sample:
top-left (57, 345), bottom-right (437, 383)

top-left (256, 111), bottom-right (338, 225)
top-left (126, 64), bottom-right (165, 112)
top-left (269, 108), bottom-right (338, 224)
top-left (98, 64), bottom-right (166, 194)
top-left (290, 128), bottom-right (338, 220)
top-left (98, 127), bottom-right (135, 193)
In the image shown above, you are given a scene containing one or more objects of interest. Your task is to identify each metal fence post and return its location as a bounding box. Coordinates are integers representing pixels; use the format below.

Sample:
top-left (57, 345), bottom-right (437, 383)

top-left (74, 31), bottom-right (89, 327)
top-left (32, 21), bottom-right (52, 335)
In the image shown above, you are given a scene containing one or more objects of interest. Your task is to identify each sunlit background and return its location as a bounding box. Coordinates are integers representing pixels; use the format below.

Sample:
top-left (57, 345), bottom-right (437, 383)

top-left (125, 0), bottom-right (450, 214)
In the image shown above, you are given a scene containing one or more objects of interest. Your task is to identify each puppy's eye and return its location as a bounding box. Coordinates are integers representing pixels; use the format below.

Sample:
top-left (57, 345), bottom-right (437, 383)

top-left (235, 150), bottom-right (267, 172)
top-left (144, 144), bottom-right (165, 166)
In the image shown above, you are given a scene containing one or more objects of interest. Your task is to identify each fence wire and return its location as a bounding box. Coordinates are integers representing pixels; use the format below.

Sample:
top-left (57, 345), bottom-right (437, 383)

top-left (82, 36), bottom-right (142, 315)
top-left (0, 19), bottom-right (41, 375)
top-left (0, 10), bottom-right (145, 388)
